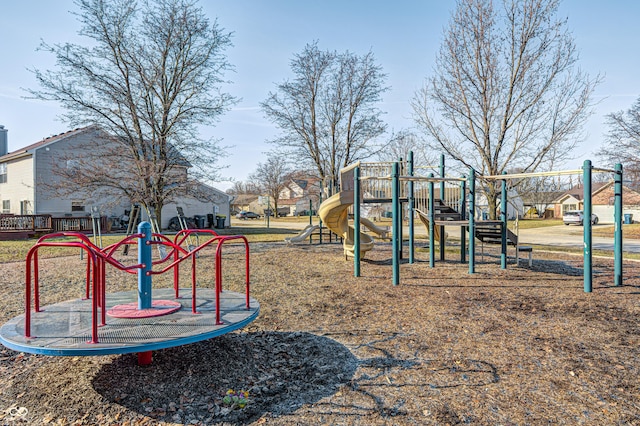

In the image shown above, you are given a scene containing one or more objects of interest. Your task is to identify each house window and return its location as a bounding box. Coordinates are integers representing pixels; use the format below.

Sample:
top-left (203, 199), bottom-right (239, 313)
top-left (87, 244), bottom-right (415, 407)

top-left (0, 163), bottom-right (6, 183)
top-left (71, 201), bottom-right (85, 212)
top-left (2, 200), bottom-right (9, 214)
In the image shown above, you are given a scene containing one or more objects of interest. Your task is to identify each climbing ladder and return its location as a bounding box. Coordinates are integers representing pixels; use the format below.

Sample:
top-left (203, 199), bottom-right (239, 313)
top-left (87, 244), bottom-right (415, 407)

top-left (474, 223), bottom-right (533, 266)
top-left (123, 204), bottom-right (141, 255)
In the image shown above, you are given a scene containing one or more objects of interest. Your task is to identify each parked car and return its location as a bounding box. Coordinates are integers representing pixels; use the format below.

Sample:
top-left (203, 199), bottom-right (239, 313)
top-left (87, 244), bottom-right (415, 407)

top-left (236, 211), bottom-right (260, 220)
top-left (264, 208), bottom-right (288, 217)
top-left (563, 210), bottom-right (598, 226)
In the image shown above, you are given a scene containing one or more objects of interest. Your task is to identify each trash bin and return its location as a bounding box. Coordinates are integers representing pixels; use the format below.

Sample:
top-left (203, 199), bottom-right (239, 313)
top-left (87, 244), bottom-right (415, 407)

top-left (624, 213), bottom-right (633, 224)
top-left (193, 215), bottom-right (206, 228)
top-left (216, 215), bottom-right (226, 229)
top-left (207, 213), bottom-right (214, 228)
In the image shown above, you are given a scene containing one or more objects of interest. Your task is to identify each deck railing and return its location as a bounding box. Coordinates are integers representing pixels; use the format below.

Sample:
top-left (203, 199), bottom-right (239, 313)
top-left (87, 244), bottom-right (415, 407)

top-left (0, 214), bottom-right (52, 231)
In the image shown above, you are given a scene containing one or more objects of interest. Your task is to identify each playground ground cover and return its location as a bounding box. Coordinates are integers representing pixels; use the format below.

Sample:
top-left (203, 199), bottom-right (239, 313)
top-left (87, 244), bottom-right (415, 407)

top-left (0, 237), bottom-right (639, 425)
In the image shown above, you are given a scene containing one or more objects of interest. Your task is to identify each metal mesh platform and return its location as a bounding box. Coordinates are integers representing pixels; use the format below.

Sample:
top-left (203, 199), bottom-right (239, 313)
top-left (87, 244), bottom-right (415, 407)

top-left (0, 288), bottom-right (259, 356)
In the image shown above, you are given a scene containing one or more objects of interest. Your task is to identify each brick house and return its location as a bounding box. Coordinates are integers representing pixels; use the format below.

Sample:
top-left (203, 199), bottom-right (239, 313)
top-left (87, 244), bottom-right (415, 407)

top-left (554, 181), bottom-right (640, 223)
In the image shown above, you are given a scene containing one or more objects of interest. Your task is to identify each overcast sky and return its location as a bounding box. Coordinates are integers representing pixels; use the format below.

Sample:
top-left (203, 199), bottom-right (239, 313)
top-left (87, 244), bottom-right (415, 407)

top-left (1, 0), bottom-right (639, 190)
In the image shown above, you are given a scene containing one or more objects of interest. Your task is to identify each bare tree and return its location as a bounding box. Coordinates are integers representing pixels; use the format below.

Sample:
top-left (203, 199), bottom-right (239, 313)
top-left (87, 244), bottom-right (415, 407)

top-left (226, 181), bottom-right (261, 195)
top-left (27, 0), bottom-right (236, 224)
top-left (377, 130), bottom-right (439, 172)
top-left (261, 42), bottom-right (388, 189)
top-left (249, 153), bottom-right (292, 214)
top-left (598, 97), bottom-right (640, 185)
top-left (515, 176), bottom-right (564, 218)
top-left (411, 0), bottom-right (599, 218)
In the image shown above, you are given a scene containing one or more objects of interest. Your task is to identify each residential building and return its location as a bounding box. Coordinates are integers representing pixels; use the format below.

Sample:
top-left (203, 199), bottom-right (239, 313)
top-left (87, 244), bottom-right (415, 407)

top-left (0, 126), bottom-right (230, 229)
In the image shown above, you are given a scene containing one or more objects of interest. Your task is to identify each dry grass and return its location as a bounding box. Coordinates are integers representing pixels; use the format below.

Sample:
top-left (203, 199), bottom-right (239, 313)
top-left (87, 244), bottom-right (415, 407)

top-left (1, 239), bottom-right (640, 424)
top-left (593, 223), bottom-right (640, 239)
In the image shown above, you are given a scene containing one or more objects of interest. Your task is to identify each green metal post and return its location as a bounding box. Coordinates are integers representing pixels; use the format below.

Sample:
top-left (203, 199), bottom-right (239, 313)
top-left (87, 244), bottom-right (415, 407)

top-left (392, 162), bottom-right (400, 286)
top-left (354, 166), bottom-right (361, 277)
top-left (408, 151), bottom-right (415, 264)
top-left (614, 163), bottom-right (623, 286)
top-left (398, 157), bottom-right (403, 261)
top-left (319, 190), bottom-right (323, 244)
top-left (439, 154), bottom-right (445, 204)
top-left (460, 176), bottom-right (466, 263)
top-left (308, 199), bottom-right (313, 244)
top-left (439, 154), bottom-right (446, 261)
top-left (500, 173), bottom-right (507, 269)
top-left (583, 160), bottom-right (592, 292)
top-left (428, 173), bottom-right (435, 267)
top-left (468, 168), bottom-right (476, 274)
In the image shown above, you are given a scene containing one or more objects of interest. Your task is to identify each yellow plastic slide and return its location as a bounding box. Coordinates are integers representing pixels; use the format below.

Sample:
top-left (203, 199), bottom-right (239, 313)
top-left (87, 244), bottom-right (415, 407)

top-left (359, 217), bottom-right (390, 239)
top-left (284, 224), bottom-right (320, 243)
top-left (415, 208), bottom-right (447, 243)
top-left (318, 191), bottom-right (374, 258)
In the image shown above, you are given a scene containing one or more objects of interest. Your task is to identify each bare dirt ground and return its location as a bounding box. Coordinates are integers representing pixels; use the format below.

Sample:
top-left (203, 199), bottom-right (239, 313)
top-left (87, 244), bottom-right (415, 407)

top-left (1, 240), bottom-right (639, 425)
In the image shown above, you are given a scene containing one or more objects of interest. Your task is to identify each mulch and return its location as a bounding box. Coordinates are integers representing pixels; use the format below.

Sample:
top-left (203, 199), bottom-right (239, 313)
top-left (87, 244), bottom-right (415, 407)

top-left (0, 240), bottom-right (639, 425)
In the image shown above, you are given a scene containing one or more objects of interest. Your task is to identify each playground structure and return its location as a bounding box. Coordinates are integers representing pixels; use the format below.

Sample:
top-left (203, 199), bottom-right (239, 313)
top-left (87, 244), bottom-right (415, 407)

top-left (0, 222), bottom-right (258, 365)
top-left (331, 153), bottom-right (623, 292)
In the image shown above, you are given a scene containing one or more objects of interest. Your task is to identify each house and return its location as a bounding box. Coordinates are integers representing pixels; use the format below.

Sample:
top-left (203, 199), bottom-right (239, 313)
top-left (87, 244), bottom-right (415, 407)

top-left (278, 177), bottom-right (321, 215)
top-left (592, 182), bottom-right (640, 223)
top-left (553, 182), bottom-right (608, 221)
top-left (0, 126), bottom-right (230, 229)
top-left (475, 188), bottom-right (524, 220)
top-left (229, 193), bottom-right (261, 215)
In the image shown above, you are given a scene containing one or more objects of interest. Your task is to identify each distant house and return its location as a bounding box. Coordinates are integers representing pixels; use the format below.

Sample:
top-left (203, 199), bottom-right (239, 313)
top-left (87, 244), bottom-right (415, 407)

top-left (229, 194), bottom-right (261, 215)
top-left (553, 182), bottom-right (607, 219)
top-left (278, 177), bottom-right (321, 215)
top-left (592, 182), bottom-right (640, 223)
top-left (0, 126), bottom-right (230, 229)
top-left (552, 181), bottom-right (640, 223)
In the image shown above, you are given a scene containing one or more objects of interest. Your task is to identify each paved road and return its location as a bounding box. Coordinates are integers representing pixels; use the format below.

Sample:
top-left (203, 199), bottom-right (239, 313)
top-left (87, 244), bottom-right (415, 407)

top-left (517, 224), bottom-right (640, 253)
top-left (232, 218), bottom-right (640, 254)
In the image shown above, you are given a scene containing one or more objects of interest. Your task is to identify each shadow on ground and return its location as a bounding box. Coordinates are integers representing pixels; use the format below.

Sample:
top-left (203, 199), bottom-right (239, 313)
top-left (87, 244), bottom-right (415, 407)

top-left (92, 331), bottom-right (358, 424)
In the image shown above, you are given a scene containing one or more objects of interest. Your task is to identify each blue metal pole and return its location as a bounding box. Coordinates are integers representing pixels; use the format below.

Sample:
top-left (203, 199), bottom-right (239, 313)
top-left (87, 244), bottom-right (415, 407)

top-left (392, 162), bottom-right (400, 286)
top-left (614, 163), bottom-right (623, 286)
top-left (583, 160), bottom-right (592, 293)
top-left (428, 173), bottom-right (435, 268)
top-left (408, 151), bottom-right (415, 264)
top-left (354, 166), bottom-right (361, 277)
top-left (138, 221), bottom-right (152, 310)
top-left (501, 173), bottom-right (507, 269)
top-left (460, 176), bottom-right (466, 263)
top-left (469, 168), bottom-right (476, 274)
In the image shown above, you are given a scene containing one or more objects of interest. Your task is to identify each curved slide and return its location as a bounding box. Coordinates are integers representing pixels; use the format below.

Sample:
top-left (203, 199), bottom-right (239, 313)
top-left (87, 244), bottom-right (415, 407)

top-left (284, 224), bottom-right (320, 243)
top-left (318, 191), bottom-right (375, 258)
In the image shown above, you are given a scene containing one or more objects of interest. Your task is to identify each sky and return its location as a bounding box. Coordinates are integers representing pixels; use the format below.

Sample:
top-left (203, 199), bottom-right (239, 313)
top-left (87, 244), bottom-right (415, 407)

top-left (1, 1), bottom-right (639, 192)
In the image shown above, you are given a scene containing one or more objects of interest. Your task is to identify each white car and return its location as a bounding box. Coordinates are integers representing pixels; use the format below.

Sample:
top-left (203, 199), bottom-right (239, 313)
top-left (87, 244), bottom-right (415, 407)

top-left (563, 210), bottom-right (598, 226)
